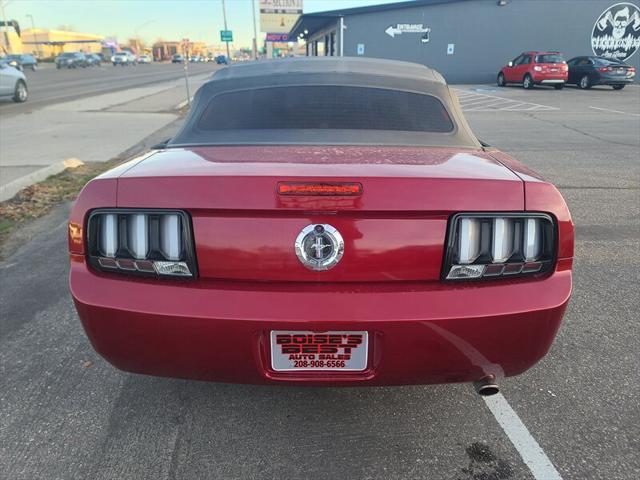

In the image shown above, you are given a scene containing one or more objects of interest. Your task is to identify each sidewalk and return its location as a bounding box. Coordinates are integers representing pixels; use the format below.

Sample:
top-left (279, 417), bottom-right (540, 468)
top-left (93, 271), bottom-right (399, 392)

top-left (0, 73), bottom-right (210, 201)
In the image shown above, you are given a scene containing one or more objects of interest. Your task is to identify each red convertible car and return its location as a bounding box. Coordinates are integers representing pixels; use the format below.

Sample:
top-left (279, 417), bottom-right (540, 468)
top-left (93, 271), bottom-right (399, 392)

top-left (69, 58), bottom-right (573, 394)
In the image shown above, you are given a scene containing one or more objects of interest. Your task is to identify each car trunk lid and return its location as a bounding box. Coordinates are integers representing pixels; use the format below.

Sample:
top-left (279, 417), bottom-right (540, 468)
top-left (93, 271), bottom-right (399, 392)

top-left (117, 146), bottom-right (523, 282)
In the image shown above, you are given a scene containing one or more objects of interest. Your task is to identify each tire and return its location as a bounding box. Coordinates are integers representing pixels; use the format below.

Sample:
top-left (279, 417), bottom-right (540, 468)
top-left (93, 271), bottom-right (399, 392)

top-left (613, 85), bottom-right (625, 90)
top-left (554, 83), bottom-right (564, 90)
top-left (579, 75), bottom-right (591, 89)
top-left (31, 64), bottom-right (37, 71)
top-left (13, 80), bottom-right (28, 103)
top-left (56, 64), bottom-right (61, 69)
top-left (497, 72), bottom-right (506, 87)
top-left (523, 74), bottom-right (534, 89)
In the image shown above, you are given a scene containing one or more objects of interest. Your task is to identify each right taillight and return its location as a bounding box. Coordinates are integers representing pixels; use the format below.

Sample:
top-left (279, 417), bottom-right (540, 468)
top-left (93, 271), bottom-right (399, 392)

top-left (443, 213), bottom-right (556, 281)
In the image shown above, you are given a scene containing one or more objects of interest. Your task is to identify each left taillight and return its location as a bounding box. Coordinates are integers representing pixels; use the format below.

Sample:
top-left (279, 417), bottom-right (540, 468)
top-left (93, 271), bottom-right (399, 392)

top-left (443, 213), bottom-right (556, 281)
top-left (87, 209), bottom-right (197, 278)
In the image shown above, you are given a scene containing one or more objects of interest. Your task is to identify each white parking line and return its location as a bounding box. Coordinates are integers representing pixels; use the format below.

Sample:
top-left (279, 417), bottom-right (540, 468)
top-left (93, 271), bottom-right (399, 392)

top-left (460, 97), bottom-right (505, 107)
top-left (484, 393), bottom-right (563, 480)
top-left (465, 99), bottom-right (514, 110)
top-left (453, 88), bottom-right (558, 112)
top-left (589, 106), bottom-right (640, 117)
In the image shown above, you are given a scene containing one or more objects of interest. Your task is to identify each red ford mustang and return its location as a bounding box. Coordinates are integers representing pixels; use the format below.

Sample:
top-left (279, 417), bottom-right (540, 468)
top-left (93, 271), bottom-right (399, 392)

top-left (69, 58), bottom-right (573, 394)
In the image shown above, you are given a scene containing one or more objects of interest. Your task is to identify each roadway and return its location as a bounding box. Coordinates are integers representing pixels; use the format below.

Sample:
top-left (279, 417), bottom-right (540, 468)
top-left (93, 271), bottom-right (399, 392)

top-left (0, 62), bottom-right (216, 116)
top-left (0, 62), bottom-right (219, 197)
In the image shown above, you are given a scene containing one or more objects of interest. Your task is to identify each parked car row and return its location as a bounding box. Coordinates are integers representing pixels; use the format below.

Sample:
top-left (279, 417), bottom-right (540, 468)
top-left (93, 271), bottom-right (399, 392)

top-left (55, 52), bottom-right (102, 69)
top-left (112, 51), bottom-right (153, 65)
top-left (498, 51), bottom-right (636, 90)
top-left (170, 53), bottom-right (226, 64)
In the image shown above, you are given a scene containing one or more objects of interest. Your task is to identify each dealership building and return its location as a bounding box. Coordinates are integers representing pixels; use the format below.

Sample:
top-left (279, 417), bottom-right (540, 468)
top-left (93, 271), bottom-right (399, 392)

top-left (289, 0), bottom-right (640, 83)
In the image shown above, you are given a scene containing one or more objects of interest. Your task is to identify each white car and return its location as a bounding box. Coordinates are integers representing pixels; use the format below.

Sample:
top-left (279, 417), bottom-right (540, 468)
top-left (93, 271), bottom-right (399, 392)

top-left (137, 54), bottom-right (152, 64)
top-left (0, 61), bottom-right (27, 102)
top-left (111, 51), bottom-right (137, 66)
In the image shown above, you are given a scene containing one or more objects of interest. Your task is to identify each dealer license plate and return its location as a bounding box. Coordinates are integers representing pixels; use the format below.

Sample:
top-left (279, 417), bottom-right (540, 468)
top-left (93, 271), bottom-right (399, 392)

top-left (270, 331), bottom-right (368, 371)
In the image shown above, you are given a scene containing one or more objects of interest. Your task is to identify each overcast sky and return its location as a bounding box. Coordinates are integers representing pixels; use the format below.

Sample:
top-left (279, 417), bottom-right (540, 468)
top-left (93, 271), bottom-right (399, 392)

top-left (7, 0), bottom-right (400, 47)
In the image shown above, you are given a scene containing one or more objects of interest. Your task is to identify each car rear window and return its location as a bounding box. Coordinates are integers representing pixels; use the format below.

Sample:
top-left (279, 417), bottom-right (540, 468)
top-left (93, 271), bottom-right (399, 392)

top-left (595, 58), bottom-right (623, 66)
top-left (197, 86), bottom-right (454, 133)
top-left (534, 54), bottom-right (564, 64)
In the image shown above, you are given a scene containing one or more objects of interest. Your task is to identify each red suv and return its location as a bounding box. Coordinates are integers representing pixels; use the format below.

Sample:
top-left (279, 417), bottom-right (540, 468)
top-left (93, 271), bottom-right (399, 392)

top-left (498, 51), bottom-right (568, 89)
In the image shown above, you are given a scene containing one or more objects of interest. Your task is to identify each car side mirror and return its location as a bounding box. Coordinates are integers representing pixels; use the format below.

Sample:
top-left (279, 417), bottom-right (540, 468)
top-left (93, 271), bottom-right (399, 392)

top-left (508, 61), bottom-right (514, 67)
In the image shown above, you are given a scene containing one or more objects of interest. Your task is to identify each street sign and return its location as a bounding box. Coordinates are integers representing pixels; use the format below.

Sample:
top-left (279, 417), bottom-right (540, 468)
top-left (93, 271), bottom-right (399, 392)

top-left (220, 30), bottom-right (233, 42)
top-left (266, 33), bottom-right (289, 42)
top-left (181, 38), bottom-right (190, 55)
top-left (385, 24), bottom-right (431, 38)
top-left (260, 0), bottom-right (303, 34)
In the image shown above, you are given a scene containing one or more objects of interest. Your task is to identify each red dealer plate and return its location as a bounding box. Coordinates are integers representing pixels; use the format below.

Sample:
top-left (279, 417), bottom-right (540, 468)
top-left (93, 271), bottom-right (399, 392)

top-left (270, 331), bottom-right (369, 372)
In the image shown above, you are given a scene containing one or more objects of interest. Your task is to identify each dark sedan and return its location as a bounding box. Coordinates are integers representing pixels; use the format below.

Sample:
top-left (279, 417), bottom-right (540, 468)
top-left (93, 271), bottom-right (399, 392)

top-left (55, 52), bottom-right (87, 69)
top-left (3, 54), bottom-right (38, 71)
top-left (567, 56), bottom-right (636, 90)
top-left (86, 53), bottom-right (102, 66)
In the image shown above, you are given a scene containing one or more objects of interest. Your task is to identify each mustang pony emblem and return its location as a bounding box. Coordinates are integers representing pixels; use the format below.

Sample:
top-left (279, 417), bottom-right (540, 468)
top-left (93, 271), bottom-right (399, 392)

top-left (294, 224), bottom-right (345, 271)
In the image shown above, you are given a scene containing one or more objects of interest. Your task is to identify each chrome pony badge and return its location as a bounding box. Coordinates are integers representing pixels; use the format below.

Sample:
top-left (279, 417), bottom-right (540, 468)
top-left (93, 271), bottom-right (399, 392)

top-left (295, 224), bottom-right (344, 271)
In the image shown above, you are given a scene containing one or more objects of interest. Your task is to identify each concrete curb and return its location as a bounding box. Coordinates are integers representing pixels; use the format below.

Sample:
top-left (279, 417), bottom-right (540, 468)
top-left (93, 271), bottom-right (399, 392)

top-left (0, 158), bottom-right (84, 202)
top-left (174, 97), bottom-right (192, 110)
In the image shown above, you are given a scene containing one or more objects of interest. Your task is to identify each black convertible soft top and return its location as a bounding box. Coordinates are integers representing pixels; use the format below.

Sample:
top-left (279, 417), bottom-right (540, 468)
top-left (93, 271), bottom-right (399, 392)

top-left (169, 57), bottom-right (480, 148)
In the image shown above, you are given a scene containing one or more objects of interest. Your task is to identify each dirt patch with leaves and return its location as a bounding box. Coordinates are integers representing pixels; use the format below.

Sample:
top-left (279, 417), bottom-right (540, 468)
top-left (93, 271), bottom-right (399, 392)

top-left (0, 159), bottom-right (121, 250)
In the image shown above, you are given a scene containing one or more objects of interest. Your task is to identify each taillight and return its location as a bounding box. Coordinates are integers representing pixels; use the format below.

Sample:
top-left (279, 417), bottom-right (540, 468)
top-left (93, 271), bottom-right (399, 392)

top-left (598, 67), bottom-right (613, 72)
top-left (277, 182), bottom-right (363, 196)
top-left (87, 209), bottom-right (197, 278)
top-left (629, 67), bottom-right (636, 73)
top-left (443, 213), bottom-right (555, 280)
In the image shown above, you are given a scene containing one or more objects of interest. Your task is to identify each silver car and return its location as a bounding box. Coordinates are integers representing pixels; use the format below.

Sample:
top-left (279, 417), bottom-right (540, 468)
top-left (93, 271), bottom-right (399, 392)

top-left (0, 61), bottom-right (28, 102)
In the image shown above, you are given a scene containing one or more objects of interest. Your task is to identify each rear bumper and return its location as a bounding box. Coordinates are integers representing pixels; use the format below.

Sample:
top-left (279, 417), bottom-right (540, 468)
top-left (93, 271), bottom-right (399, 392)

top-left (595, 75), bottom-right (635, 85)
top-left (532, 73), bottom-right (568, 84)
top-left (70, 256), bottom-right (572, 386)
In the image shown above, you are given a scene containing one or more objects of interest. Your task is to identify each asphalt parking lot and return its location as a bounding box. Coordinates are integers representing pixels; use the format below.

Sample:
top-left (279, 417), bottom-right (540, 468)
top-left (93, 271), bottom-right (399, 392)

top-left (0, 82), bottom-right (639, 480)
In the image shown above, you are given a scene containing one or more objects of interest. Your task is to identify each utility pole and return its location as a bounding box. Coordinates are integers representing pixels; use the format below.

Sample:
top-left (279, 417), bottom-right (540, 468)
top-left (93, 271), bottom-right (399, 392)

top-left (251, 0), bottom-right (258, 60)
top-left (181, 38), bottom-right (191, 107)
top-left (339, 17), bottom-right (345, 57)
top-left (0, 0), bottom-right (11, 54)
top-left (26, 14), bottom-right (40, 57)
top-left (221, 0), bottom-right (230, 60)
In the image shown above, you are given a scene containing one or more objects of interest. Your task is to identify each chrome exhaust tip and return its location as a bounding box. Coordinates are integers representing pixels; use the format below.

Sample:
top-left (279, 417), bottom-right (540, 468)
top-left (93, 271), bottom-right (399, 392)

top-left (474, 375), bottom-right (499, 396)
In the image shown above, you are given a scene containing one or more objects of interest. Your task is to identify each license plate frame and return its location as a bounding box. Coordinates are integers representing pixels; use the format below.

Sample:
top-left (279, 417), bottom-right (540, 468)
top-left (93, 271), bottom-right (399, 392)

top-left (270, 330), bottom-right (369, 372)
